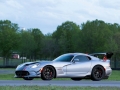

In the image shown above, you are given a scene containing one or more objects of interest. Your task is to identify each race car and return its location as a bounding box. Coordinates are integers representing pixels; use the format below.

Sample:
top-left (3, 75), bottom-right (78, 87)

top-left (14, 52), bottom-right (113, 81)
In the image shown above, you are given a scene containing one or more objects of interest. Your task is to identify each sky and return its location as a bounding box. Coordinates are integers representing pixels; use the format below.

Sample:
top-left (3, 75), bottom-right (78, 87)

top-left (0, 0), bottom-right (120, 34)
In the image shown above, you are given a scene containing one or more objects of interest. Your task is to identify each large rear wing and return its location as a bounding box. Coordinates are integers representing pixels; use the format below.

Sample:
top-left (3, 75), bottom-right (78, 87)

top-left (90, 52), bottom-right (113, 60)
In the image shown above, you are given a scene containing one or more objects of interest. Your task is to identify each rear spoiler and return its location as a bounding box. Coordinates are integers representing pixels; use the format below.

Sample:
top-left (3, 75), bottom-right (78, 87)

top-left (90, 52), bottom-right (113, 59)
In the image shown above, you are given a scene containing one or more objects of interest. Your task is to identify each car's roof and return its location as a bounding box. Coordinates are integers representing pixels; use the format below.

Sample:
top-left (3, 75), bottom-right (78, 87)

top-left (63, 53), bottom-right (89, 56)
top-left (63, 53), bottom-right (99, 60)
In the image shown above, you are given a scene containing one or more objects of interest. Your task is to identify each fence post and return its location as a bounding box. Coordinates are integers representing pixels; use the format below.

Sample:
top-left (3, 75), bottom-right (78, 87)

top-left (114, 53), bottom-right (117, 69)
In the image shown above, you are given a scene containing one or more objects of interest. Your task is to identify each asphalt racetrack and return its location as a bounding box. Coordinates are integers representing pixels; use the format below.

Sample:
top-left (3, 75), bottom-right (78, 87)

top-left (0, 80), bottom-right (120, 87)
top-left (0, 69), bottom-right (14, 74)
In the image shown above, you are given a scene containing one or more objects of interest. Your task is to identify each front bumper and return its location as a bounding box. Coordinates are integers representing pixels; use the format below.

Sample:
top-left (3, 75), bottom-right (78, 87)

top-left (14, 70), bottom-right (41, 78)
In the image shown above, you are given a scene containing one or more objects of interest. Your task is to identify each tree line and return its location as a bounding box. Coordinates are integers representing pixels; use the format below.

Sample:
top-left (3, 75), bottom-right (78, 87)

top-left (0, 19), bottom-right (120, 62)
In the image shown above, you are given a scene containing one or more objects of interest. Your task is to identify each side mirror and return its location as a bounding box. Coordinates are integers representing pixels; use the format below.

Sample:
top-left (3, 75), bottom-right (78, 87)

top-left (74, 59), bottom-right (79, 62)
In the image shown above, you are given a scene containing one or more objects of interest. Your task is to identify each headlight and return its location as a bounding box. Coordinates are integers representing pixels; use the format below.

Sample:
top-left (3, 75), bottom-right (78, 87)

top-left (31, 63), bottom-right (39, 68)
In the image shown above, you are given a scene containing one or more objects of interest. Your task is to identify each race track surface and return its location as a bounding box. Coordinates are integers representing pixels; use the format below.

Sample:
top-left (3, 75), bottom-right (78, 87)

top-left (0, 80), bottom-right (120, 87)
top-left (0, 69), bottom-right (14, 74)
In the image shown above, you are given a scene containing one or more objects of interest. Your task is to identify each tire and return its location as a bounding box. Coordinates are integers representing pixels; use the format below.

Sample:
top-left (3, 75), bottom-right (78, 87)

top-left (71, 78), bottom-right (82, 81)
top-left (41, 66), bottom-right (55, 80)
top-left (23, 77), bottom-right (34, 80)
top-left (91, 65), bottom-right (105, 81)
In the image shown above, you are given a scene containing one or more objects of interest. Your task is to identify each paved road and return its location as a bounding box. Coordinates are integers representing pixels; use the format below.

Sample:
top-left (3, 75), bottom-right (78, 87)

top-left (0, 80), bottom-right (120, 87)
top-left (0, 69), bottom-right (15, 74)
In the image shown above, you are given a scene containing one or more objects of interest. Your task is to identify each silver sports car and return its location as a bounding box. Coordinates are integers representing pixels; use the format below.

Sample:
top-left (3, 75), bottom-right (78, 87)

top-left (15, 52), bottom-right (113, 81)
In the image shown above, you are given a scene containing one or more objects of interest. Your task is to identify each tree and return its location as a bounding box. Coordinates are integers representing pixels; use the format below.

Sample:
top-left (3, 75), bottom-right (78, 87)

top-left (0, 20), bottom-right (19, 66)
top-left (113, 32), bottom-right (120, 52)
top-left (80, 19), bottom-right (115, 53)
top-left (52, 21), bottom-right (81, 55)
top-left (19, 30), bottom-right (35, 62)
top-left (31, 28), bottom-right (44, 60)
top-left (41, 33), bottom-right (58, 59)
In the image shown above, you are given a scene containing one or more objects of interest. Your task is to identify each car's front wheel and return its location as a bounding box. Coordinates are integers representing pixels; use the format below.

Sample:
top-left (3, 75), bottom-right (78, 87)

top-left (23, 77), bottom-right (34, 80)
top-left (71, 78), bottom-right (82, 81)
top-left (91, 65), bottom-right (105, 81)
top-left (41, 66), bottom-right (55, 80)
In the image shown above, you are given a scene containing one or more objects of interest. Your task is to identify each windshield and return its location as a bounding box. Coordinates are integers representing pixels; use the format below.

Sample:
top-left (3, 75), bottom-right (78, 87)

top-left (53, 54), bottom-right (74, 62)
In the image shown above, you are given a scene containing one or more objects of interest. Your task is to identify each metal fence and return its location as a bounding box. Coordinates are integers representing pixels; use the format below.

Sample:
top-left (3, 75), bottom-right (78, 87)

top-left (111, 61), bottom-right (120, 69)
top-left (0, 58), bottom-right (51, 68)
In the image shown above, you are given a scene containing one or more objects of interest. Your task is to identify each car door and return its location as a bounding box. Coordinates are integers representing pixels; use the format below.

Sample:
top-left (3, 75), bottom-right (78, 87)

top-left (66, 55), bottom-right (92, 76)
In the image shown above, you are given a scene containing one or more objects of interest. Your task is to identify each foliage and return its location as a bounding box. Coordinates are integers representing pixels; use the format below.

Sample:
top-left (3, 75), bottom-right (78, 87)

top-left (31, 28), bottom-right (44, 60)
top-left (0, 19), bottom-right (120, 61)
top-left (19, 30), bottom-right (35, 60)
top-left (0, 20), bottom-right (19, 65)
top-left (41, 33), bottom-right (58, 59)
top-left (52, 21), bottom-right (81, 55)
top-left (81, 20), bottom-right (115, 53)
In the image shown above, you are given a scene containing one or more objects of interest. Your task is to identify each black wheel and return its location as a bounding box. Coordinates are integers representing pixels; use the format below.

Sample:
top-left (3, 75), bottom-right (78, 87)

top-left (23, 77), bottom-right (34, 80)
top-left (91, 65), bottom-right (105, 81)
top-left (71, 78), bottom-right (82, 81)
top-left (41, 66), bottom-right (55, 80)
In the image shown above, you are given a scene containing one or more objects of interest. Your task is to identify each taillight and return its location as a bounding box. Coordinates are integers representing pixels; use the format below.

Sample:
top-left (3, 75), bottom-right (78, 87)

top-left (103, 55), bottom-right (107, 61)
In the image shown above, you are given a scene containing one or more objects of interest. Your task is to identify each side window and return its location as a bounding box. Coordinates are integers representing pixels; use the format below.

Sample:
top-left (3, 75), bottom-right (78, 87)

top-left (74, 55), bottom-right (90, 62)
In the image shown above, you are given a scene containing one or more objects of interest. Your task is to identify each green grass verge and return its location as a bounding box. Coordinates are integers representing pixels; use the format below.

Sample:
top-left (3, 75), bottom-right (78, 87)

top-left (0, 70), bottom-right (120, 81)
top-left (108, 70), bottom-right (120, 81)
top-left (0, 68), bottom-right (15, 70)
top-left (0, 86), bottom-right (120, 90)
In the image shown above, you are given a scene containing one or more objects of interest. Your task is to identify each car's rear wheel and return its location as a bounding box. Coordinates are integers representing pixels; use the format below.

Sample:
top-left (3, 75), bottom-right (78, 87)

top-left (71, 78), bottom-right (82, 81)
top-left (41, 66), bottom-right (55, 80)
top-left (23, 77), bottom-right (34, 80)
top-left (91, 65), bottom-right (105, 81)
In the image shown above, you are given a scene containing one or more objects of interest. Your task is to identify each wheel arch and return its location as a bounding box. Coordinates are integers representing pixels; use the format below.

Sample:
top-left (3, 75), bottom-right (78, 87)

top-left (92, 64), bottom-right (105, 71)
top-left (91, 64), bottom-right (105, 73)
top-left (43, 65), bottom-right (57, 78)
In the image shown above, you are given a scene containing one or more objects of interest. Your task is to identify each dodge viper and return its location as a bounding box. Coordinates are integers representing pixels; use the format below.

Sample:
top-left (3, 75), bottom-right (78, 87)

top-left (14, 52), bottom-right (113, 81)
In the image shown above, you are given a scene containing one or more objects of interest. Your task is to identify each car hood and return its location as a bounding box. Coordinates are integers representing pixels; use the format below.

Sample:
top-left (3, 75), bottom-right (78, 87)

top-left (52, 61), bottom-right (71, 67)
top-left (18, 61), bottom-right (71, 69)
top-left (20, 61), bottom-right (40, 66)
top-left (37, 61), bottom-right (71, 67)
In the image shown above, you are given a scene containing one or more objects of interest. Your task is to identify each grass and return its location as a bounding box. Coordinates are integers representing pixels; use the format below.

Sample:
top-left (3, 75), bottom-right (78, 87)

top-left (108, 70), bottom-right (120, 81)
top-left (0, 68), bottom-right (15, 69)
top-left (0, 70), bottom-right (119, 81)
top-left (0, 86), bottom-right (120, 90)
